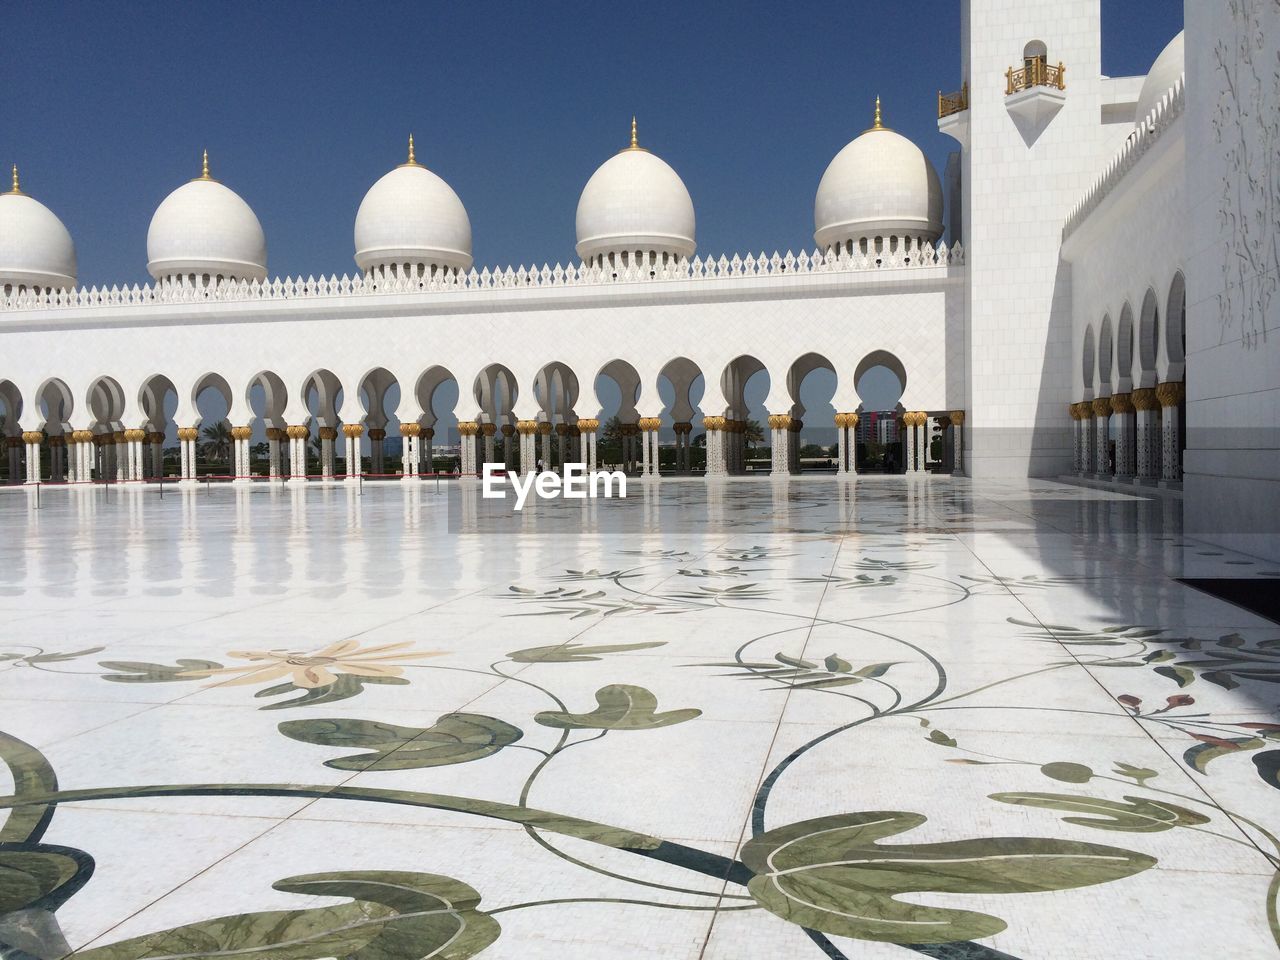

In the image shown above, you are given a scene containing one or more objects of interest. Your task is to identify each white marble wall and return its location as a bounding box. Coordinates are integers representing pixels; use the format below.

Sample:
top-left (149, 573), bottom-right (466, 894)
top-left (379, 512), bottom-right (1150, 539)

top-left (1183, 0), bottom-right (1280, 560)
top-left (961, 0), bottom-right (1113, 477)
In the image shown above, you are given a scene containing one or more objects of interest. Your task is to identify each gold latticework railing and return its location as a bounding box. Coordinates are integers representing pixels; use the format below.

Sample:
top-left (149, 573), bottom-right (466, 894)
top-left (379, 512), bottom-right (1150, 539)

top-left (938, 82), bottom-right (968, 119)
top-left (1006, 60), bottom-right (1065, 95)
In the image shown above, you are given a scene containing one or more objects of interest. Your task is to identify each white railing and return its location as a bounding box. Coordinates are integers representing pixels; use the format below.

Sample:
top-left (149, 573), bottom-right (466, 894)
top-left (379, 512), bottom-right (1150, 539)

top-left (1063, 75), bottom-right (1185, 239)
top-left (0, 242), bottom-right (963, 314)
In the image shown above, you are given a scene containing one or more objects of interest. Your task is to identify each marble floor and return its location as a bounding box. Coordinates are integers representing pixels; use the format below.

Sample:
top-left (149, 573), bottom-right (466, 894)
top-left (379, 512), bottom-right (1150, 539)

top-left (1, 476), bottom-right (1278, 960)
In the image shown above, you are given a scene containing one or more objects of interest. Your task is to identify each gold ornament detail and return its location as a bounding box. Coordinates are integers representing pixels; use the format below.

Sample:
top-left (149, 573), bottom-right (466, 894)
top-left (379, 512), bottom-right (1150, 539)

top-left (1156, 381), bottom-right (1185, 407)
top-left (1131, 388), bottom-right (1159, 411)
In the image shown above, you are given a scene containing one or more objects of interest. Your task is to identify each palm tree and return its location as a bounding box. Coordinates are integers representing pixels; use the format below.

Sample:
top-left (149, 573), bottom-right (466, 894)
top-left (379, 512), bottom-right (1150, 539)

top-left (198, 420), bottom-right (232, 467)
top-left (601, 415), bottom-right (624, 445)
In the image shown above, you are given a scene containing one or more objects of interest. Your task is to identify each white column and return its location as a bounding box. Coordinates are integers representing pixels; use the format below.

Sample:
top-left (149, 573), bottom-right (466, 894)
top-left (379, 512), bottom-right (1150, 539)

top-left (344, 427), bottom-right (362, 481)
top-left (268, 430), bottom-right (282, 480)
top-left (1093, 400), bottom-right (1111, 476)
top-left (769, 416), bottom-right (789, 477)
top-left (178, 428), bottom-right (198, 483)
top-left (287, 427), bottom-right (307, 482)
top-left (22, 433), bottom-right (41, 484)
top-left (950, 413), bottom-right (963, 475)
top-left (400, 426), bottom-right (416, 479)
top-left (1159, 382), bottom-right (1183, 482)
top-left (639, 422), bottom-right (652, 478)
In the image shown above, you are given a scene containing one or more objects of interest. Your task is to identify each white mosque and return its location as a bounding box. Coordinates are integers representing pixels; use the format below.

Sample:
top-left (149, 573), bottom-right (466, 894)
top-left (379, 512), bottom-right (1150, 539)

top-left (0, 1), bottom-right (1276, 558)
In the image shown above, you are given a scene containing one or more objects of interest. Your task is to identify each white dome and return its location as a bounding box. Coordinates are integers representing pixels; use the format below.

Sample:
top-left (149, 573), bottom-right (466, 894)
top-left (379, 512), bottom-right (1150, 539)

top-left (354, 142), bottom-right (472, 274)
top-left (0, 170), bottom-right (77, 291)
top-left (146, 156), bottom-right (267, 283)
top-left (814, 107), bottom-right (943, 251)
top-left (1135, 31), bottom-right (1184, 125)
top-left (575, 124), bottom-right (695, 263)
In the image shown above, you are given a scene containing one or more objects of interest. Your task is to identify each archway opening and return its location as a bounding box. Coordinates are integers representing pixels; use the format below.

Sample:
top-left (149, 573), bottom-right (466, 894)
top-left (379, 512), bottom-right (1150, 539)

top-left (787, 352), bottom-right (838, 472)
top-left (657, 357), bottom-right (705, 474)
top-left (853, 352), bottom-right (906, 473)
top-left (416, 366), bottom-right (460, 474)
top-left (192, 373), bottom-right (233, 478)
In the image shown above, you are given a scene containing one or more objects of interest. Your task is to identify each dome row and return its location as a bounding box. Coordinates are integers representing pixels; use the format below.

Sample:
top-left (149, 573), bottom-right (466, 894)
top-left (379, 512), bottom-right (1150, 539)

top-left (2, 103), bottom-right (943, 292)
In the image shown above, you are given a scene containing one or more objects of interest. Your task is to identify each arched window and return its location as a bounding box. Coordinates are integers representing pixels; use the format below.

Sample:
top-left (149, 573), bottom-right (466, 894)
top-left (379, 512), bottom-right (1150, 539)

top-left (1024, 40), bottom-right (1048, 75)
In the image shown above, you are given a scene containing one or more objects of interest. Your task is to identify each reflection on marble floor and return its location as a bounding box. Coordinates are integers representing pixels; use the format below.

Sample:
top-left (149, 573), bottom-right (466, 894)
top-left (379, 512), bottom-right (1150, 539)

top-left (0, 477), bottom-right (1278, 960)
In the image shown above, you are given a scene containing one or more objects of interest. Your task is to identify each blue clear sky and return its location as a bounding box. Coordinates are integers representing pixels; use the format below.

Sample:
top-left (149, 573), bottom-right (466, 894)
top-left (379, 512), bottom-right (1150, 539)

top-left (6, 1), bottom-right (1182, 289)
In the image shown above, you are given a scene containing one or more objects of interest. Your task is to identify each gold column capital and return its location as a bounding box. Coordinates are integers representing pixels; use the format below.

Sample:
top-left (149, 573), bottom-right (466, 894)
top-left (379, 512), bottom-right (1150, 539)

top-left (1131, 388), bottom-right (1159, 411)
top-left (1156, 381), bottom-right (1185, 407)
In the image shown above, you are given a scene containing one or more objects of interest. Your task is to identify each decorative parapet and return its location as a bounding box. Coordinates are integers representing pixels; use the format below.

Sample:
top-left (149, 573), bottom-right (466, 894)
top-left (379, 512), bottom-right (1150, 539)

top-left (1006, 60), bottom-right (1065, 95)
top-left (938, 82), bottom-right (968, 119)
top-left (0, 243), bottom-right (964, 314)
top-left (1063, 76), bottom-right (1185, 240)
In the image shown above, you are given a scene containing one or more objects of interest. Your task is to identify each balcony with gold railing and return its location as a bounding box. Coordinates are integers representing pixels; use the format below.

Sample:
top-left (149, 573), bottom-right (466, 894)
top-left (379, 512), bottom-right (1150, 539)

top-left (938, 82), bottom-right (968, 119)
top-left (1006, 59), bottom-right (1065, 96)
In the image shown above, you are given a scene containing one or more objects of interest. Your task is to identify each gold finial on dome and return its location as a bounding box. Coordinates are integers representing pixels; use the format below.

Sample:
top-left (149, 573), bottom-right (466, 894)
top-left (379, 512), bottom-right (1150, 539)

top-left (6, 164), bottom-right (20, 195)
top-left (620, 116), bottom-right (648, 153)
top-left (864, 96), bottom-right (888, 133)
top-left (198, 149), bottom-right (213, 181)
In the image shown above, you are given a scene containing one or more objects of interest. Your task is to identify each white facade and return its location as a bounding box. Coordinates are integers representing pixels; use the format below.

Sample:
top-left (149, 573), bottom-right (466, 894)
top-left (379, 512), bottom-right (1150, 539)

top-left (1, 0), bottom-right (1276, 558)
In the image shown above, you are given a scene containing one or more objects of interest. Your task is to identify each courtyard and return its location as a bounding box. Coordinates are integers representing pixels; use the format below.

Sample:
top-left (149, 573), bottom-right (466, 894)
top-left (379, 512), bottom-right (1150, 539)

top-left (0, 477), bottom-right (1277, 959)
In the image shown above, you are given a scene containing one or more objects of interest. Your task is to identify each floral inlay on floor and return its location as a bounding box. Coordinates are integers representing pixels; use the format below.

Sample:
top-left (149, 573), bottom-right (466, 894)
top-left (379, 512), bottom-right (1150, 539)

top-left (0, 477), bottom-right (1276, 959)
